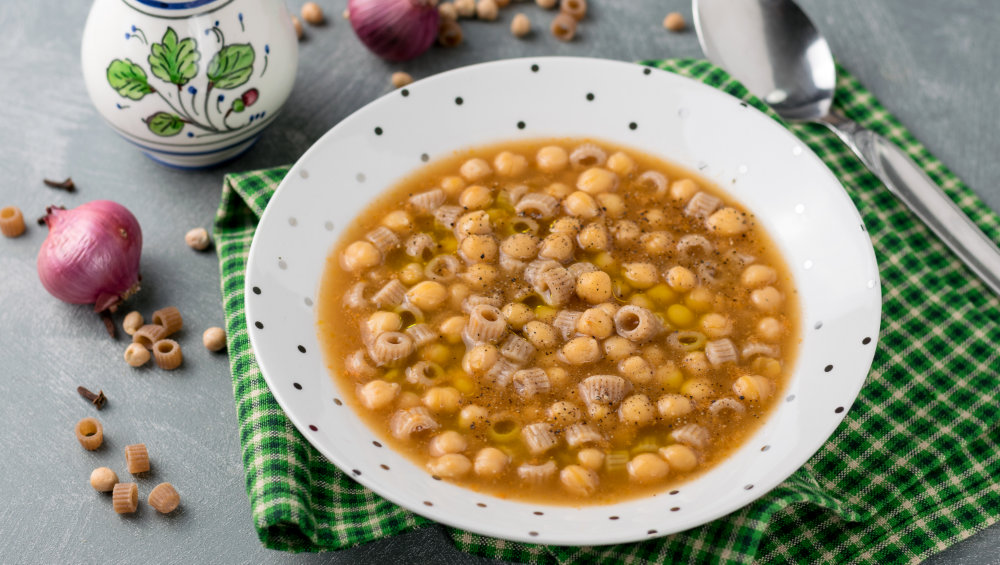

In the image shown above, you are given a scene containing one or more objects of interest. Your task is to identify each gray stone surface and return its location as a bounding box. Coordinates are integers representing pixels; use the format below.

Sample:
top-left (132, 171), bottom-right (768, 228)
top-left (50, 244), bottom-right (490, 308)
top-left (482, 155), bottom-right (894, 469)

top-left (0, 1), bottom-right (997, 563)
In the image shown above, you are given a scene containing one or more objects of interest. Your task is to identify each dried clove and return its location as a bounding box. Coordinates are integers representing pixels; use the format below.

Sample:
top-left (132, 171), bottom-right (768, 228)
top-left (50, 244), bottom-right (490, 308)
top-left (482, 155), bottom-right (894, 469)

top-left (43, 178), bottom-right (76, 192)
top-left (100, 310), bottom-right (117, 339)
top-left (77, 386), bottom-right (107, 410)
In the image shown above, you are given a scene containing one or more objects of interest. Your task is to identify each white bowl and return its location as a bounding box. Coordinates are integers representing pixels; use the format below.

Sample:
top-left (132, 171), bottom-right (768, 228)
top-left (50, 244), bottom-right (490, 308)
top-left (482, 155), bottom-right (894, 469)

top-left (81, 0), bottom-right (298, 169)
top-left (245, 57), bottom-right (881, 545)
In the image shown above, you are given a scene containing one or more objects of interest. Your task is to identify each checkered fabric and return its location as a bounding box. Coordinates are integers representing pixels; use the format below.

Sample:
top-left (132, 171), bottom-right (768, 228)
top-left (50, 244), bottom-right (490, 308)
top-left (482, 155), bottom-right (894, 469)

top-left (214, 59), bottom-right (1000, 563)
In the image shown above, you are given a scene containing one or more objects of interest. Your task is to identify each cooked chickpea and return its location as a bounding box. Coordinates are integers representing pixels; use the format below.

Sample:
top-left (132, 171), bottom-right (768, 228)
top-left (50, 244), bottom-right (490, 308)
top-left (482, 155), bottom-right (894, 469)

top-left (494, 151), bottom-right (529, 177)
top-left (707, 207), bottom-right (749, 236)
top-left (423, 386), bottom-right (461, 413)
top-left (458, 404), bottom-right (489, 429)
top-left (341, 241), bottom-right (380, 272)
top-left (550, 217), bottom-right (581, 235)
top-left (501, 233), bottom-right (539, 260)
top-left (642, 344), bottom-right (667, 366)
top-left (669, 178), bottom-right (699, 202)
top-left (666, 266), bottom-right (697, 291)
top-left (639, 208), bottom-right (670, 230)
top-left (618, 356), bottom-right (653, 384)
top-left (659, 444), bottom-right (697, 472)
top-left (681, 352), bottom-right (711, 377)
top-left (474, 447), bottom-right (509, 477)
top-left (596, 193), bottom-right (626, 218)
top-left (750, 286), bottom-right (783, 313)
top-left (742, 265), bottom-right (777, 288)
top-left (449, 283), bottom-right (471, 310)
top-left (680, 378), bottom-right (715, 402)
top-left (538, 232), bottom-right (575, 262)
top-left (462, 343), bottom-right (500, 374)
top-left (757, 317), bottom-right (783, 341)
top-left (440, 315), bottom-right (467, 343)
top-left (700, 313), bottom-right (733, 338)
top-left (462, 263), bottom-right (499, 290)
top-left (685, 287), bottom-right (714, 312)
top-left (459, 185), bottom-right (493, 210)
top-left (619, 394), bottom-right (656, 426)
top-left (545, 182), bottom-right (574, 200)
top-left (460, 234), bottom-right (498, 264)
top-left (603, 336), bottom-right (635, 361)
top-left (547, 400), bottom-right (581, 426)
top-left (501, 303), bottom-right (533, 329)
top-left (576, 307), bottom-right (613, 339)
top-left (628, 453), bottom-right (670, 483)
top-left (577, 222), bottom-right (609, 252)
top-left (400, 262), bottom-right (424, 285)
top-left (576, 270), bottom-right (613, 303)
top-left (657, 394), bottom-right (694, 419)
top-left (422, 343), bottom-right (451, 365)
top-left (613, 220), bottom-right (641, 246)
top-left (367, 311), bottom-right (402, 335)
top-left (622, 262), bottom-right (659, 289)
top-left (606, 152), bottom-right (636, 176)
top-left (407, 281), bottom-right (448, 310)
top-left (382, 210), bottom-right (413, 233)
top-left (429, 431), bottom-right (468, 457)
top-left (427, 453), bottom-right (472, 478)
top-left (576, 168), bottom-right (618, 194)
top-left (641, 231), bottom-right (673, 255)
top-left (536, 146), bottom-right (569, 173)
top-left (577, 448), bottom-right (605, 470)
top-left (456, 210), bottom-right (493, 238)
top-left (524, 321), bottom-right (558, 349)
top-left (397, 391), bottom-right (422, 409)
top-left (441, 175), bottom-right (466, 196)
top-left (563, 191), bottom-right (600, 218)
top-left (596, 302), bottom-right (618, 318)
top-left (560, 465), bottom-right (599, 496)
top-left (562, 336), bottom-right (601, 364)
top-left (666, 304), bottom-right (695, 327)
top-left (460, 158), bottom-right (492, 181)
top-left (733, 374), bottom-right (775, 401)
top-left (359, 380), bottom-right (400, 410)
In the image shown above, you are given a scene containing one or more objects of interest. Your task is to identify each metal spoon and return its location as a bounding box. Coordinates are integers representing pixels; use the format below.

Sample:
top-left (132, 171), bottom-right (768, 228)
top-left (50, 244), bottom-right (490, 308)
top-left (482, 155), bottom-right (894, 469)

top-left (694, 0), bottom-right (1000, 296)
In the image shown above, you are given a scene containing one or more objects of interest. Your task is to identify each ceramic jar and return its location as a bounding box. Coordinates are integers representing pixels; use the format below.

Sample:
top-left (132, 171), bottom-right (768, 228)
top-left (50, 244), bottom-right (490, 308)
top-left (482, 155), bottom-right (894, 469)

top-left (81, 0), bottom-right (298, 168)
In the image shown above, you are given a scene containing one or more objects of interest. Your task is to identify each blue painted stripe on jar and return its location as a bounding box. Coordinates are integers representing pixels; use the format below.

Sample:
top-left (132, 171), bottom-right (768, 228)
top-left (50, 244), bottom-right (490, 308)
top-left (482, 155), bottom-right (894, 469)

top-left (131, 0), bottom-right (224, 10)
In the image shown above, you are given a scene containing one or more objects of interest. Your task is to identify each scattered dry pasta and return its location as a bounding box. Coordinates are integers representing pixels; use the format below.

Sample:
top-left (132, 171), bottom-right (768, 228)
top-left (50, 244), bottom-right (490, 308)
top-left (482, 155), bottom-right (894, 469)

top-left (125, 443), bottom-right (150, 474)
top-left (0, 206), bottom-right (26, 238)
top-left (152, 339), bottom-right (183, 370)
top-left (75, 417), bottom-right (103, 451)
top-left (148, 482), bottom-right (181, 514)
top-left (112, 482), bottom-right (139, 514)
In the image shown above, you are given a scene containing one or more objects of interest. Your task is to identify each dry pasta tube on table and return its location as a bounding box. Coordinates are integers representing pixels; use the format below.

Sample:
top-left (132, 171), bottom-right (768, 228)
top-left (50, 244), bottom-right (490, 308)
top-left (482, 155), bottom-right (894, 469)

top-left (152, 339), bottom-right (183, 370)
top-left (75, 417), bottom-right (103, 451)
top-left (148, 482), bottom-right (181, 514)
top-left (125, 443), bottom-right (150, 474)
top-left (0, 206), bottom-right (26, 238)
top-left (112, 482), bottom-right (138, 514)
top-left (133, 324), bottom-right (167, 349)
top-left (151, 306), bottom-right (183, 336)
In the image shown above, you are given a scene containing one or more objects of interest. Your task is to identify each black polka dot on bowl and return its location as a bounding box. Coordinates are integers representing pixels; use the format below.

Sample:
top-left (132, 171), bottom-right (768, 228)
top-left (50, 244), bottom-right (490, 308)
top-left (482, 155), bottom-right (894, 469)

top-left (252, 286), bottom-right (261, 295)
top-left (744, 484), bottom-right (754, 491)
top-left (293, 382), bottom-right (302, 390)
top-left (304, 297), bottom-right (314, 306)
top-left (380, 464), bottom-right (389, 470)
top-left (740, 101), bottom-right (749, 108)
top-left (863, 336), bottom-right (872, 345)
top-left (609, 516), bottom-right (619, 521)
top-left (529, 531), bottom-right (538, 537)
top-left (835, 406), bottom-right (845, 414)
top-left (297, 345), bottom-right (306, 353)
top-left (628, 122), bottom-right (638, 130)
top-left (786, 394), bottom-right (796, 402)
top-left (401, 88), bottom-right (409, 97)
top-left (516, 121), bottom-right (526, 130)
top-left (372, 441), bottom-right (382, 448)
top-left (668, 490), bottom-right (679, 495)
top-left (643, 67), bottom-right (651, 75)
top-left (324, 221), bottom-right (334, 231)
top-left (431, 475), bottom-right (442, 481)
top-left (814, 321), bottom-right (823, 330)
top-left (454, 96), bottom-right (463, 105)
top-left (352, 469), bottom-right (361, 476)
top-left (333, 398), bottom-right (343, 406)
top-left (648, 529), bottom-right (658, 535)
top-left (824, 364), bottom-right (833, 372)
top-left (308, 424), bottom-right (318, 431)
top-left (420, 153), bottom-right (429, 162)
top-left (374, 127), bottom-right (383, 135)
top-left (586, 92), bottom-right (595, 101)
top-left (530, 64), bottom-right (539, 72)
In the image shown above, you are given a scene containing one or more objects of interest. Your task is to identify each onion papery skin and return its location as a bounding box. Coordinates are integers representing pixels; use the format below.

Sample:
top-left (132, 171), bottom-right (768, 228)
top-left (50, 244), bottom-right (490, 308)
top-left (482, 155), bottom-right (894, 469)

top-left (349, 0), bottom-right (440, 62)
top-left (37, 200), bottom-right (143, 312)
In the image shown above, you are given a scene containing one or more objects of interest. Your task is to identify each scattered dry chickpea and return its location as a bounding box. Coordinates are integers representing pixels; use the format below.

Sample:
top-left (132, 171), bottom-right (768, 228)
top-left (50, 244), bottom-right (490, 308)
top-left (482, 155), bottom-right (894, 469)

top-left (664, 12), bottom-right (686, 32)
top-left (122, 311), bottom-right (143, 335)
top-left (291, 16), bottom-right (304, 39)
top-left (551, 12), bottom-right (578, 41)
top-left (342, 8), bottom-right (350, 19)
top-left (495, 0), bottom-right (510, 6)
top-left (391, 72), bottom-right (414, 89)
top-left (510, 13), bottom-right (531, 37)
top-left (124, 343), bottom-right (151, 367)
top-left (438, 20), bottom-right (464, 47)
top-left (185, 227), bottom-right (211, 251)
top-left (301, 2), bottom-right (324, 25)
top-left (203, 326), bottom-right (227, 352)
top-left (90, 467), bottom-right (118, 492)
top-left (476, 0), bottom-right (498, 20)
top-left (454, 0), bottom-right (476, 18)
top-left (439, 3), bottom-right (457, 21)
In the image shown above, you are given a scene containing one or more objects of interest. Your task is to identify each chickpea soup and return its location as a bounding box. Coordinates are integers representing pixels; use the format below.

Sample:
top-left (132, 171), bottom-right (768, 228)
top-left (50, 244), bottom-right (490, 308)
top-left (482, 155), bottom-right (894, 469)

top-left (318, 139), bottom-right (799, 505)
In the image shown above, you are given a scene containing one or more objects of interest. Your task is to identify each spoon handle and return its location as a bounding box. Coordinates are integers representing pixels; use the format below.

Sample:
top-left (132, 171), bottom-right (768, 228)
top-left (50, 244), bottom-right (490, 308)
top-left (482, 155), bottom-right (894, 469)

top-left (820, 112), bottom-right (1000, 297)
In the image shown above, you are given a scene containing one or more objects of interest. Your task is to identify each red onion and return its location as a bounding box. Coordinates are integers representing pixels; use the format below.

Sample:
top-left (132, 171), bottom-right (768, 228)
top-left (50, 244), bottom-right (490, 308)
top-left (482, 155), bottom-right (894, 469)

top-left (37, 200), bottom-right (143, 312)
top-left (349, 0), bottom-right (440, 61)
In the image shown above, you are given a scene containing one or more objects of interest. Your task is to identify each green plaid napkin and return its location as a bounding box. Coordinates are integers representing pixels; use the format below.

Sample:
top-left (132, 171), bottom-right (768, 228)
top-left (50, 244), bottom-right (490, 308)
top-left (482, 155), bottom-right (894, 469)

top-left (214, 59), bottom-right (1000, 563)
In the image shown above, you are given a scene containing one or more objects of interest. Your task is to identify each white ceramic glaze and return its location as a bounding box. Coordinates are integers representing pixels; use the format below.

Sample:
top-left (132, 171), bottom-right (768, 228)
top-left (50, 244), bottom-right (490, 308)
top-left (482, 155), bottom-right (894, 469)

top-left (244, 57), bottom-right (882, 545)
top-left (81, 0), bottom-right (297, 168)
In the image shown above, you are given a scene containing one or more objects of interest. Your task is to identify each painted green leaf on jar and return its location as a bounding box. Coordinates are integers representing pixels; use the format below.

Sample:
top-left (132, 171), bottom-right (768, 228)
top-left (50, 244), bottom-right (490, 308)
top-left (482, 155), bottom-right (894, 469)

top-left (207, 44), bottom-right (255, 89)
top-left (146, 112), bottom-right (185, 136)
top-left (107, 59), bottom-right (153, 100)
top-left (148, 27), bottom-right (200, 86)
